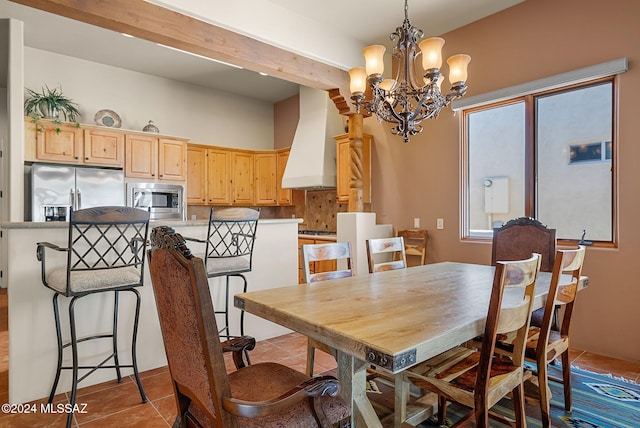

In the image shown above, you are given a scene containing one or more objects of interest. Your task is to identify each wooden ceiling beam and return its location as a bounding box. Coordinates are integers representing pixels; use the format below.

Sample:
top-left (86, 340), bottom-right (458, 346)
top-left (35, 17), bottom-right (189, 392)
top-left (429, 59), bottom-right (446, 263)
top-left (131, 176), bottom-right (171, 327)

top-left (10, 0), bottom-right (353, 113)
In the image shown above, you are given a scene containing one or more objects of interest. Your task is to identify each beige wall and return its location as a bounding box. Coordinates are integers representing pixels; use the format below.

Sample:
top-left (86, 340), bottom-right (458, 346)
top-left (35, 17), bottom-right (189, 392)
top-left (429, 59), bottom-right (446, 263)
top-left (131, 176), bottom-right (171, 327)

top-left (24, 47), bottom-right (275, 149)
top-left (366, 0), bottom-right (640, 361)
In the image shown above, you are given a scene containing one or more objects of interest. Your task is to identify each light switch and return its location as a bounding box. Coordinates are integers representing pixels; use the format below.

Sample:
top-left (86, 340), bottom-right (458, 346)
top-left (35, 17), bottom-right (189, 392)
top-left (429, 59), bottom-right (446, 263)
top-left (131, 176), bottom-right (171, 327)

top-left (437, 218), bottom-right (444, 230)
top-left (413, 218), bottom-right (420, 228)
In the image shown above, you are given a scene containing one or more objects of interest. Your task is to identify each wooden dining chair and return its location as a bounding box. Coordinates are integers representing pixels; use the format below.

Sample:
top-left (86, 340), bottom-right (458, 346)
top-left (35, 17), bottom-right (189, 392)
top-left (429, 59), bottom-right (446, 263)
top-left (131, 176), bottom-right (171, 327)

top-left (397, 229), bottom-right (428, 266)
top-left (301, 242), bottom-right (352, 376)
top-left (399, 254), bottom-right (541, 428)
top-left (492, 217), bottom-right (557, 328)
top-left (366, 236), bottom-right (407, 273)
top-left (522, 245), bottom-right (586, 427)
top-left (148, 226), bottom-right (350, 428)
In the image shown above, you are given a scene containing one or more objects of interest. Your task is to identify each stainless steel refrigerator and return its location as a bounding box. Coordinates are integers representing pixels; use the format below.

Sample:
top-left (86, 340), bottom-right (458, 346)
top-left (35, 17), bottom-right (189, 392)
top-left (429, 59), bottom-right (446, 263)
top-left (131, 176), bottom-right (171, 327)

top-left (31, 164), bottom-right (125, 222)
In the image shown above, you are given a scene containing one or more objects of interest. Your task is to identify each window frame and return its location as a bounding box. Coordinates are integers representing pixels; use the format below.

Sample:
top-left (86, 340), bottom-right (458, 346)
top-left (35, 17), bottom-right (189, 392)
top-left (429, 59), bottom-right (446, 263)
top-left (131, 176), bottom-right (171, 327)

top-left (461, 76), bottom-right (617, 248)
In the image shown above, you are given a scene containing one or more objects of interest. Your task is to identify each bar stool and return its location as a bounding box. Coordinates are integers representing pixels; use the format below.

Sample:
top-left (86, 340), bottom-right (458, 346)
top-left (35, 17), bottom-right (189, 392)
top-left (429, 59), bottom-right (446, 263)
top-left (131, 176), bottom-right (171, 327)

top-left (187, 207), bottom-right (260, 341)
top-left (37, 206), bottom-right (150, 428)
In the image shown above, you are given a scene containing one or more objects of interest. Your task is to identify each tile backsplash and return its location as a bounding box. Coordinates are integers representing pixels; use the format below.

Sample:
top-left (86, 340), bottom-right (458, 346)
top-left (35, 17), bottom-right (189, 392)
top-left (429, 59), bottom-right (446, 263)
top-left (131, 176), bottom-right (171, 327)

top-left (302, 190), bottom-right (348, 232)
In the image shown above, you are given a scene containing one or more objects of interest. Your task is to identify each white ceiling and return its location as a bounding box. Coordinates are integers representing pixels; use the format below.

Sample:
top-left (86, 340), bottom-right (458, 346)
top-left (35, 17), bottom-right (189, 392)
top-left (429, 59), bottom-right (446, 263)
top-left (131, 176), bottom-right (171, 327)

top-left (1, 0), bottom-right (523, 103)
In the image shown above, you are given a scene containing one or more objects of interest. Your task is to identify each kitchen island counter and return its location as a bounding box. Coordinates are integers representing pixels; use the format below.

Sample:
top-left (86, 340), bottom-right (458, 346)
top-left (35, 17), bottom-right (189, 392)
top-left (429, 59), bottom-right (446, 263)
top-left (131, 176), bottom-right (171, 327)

top-left (1, 218), bottom-right (301, 404)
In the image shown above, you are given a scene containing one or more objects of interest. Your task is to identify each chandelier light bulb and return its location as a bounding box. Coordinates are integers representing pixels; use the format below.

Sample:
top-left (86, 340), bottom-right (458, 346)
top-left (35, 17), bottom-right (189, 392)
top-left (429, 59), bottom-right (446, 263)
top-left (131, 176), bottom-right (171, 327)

top-left (419, 37), bottom-right (445, 70)
top-left (447, 54), bottom-right (471, 84)
top-left (363, 45), bottom-right (386, 76)
top-left (348, 67), bottom-right (368, 94)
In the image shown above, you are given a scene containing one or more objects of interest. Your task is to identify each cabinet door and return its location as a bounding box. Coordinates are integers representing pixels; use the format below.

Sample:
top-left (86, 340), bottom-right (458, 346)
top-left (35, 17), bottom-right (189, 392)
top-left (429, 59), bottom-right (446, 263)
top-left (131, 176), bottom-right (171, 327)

top-left (207, 148), bottom-right (231, 205)
top-left (335, 133), bottom-right (372, 204)
top-left (158, 138), bottom-right (186, 181)
top-left (276, 149), bottom-right (292, 205)
top-left (186, 145), bottom-right (207, 205)
top-left (83, 129), bottom-right (124, 167)
top-left (125, 134), bottom-right (157, 179)
top-left (35, 121), bottom-right (83, 164)
top-left (231, 151), bottom-right (254, 205)
top-left (254, 152), bottom-right (277, 205)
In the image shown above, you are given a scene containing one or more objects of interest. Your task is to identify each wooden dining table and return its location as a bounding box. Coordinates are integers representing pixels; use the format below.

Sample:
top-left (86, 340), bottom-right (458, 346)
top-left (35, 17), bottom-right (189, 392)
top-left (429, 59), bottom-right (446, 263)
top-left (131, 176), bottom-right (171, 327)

top-left (234, 261), bottom-right (588, 427)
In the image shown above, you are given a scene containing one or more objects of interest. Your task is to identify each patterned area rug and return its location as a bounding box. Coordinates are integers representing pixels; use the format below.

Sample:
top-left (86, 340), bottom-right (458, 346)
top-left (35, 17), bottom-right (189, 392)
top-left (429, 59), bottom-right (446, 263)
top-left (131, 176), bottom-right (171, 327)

top-left (411, 365), bottom-right (640, 427)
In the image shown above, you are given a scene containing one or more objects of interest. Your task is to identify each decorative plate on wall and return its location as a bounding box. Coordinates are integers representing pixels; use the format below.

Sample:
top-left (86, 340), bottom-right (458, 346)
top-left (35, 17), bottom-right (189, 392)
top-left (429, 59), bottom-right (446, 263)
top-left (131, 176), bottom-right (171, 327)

top-left (94, 109), bottom-right (122, 128)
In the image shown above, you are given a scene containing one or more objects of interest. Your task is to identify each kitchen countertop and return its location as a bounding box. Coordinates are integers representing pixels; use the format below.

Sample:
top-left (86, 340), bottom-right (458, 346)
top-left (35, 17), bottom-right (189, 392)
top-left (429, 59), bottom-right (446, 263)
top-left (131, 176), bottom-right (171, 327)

top-left (0, 217), bottom-right (302, 229)
top-left (298, 232), bottom-right (337, 241)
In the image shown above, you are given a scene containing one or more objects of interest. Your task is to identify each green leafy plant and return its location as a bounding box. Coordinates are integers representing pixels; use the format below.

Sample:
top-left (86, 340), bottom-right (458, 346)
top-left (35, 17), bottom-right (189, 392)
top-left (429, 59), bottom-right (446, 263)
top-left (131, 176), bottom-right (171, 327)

top-left (24, 84), bottom-right (80, 122)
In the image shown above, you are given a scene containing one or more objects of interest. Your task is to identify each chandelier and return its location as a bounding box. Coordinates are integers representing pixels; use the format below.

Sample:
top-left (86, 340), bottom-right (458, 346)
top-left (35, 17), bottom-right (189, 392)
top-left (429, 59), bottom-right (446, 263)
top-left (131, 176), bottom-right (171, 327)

top-left (348, 0), bottom-right (471, 143)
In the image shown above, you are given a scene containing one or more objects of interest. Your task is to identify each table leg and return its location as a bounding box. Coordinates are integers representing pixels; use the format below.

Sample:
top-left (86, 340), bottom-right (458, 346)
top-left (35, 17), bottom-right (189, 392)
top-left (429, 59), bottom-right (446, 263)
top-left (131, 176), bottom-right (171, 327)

top-left (337, 350), bottom-right (383, 428)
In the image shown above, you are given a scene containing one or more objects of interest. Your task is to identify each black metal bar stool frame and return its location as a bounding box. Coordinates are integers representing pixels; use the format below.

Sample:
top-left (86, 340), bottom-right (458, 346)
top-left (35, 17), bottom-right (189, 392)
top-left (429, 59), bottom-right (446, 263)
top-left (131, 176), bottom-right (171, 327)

top-left (187, 208), bottom-right (259, 344)
top-left (37, 206), bottom-right (150, 428)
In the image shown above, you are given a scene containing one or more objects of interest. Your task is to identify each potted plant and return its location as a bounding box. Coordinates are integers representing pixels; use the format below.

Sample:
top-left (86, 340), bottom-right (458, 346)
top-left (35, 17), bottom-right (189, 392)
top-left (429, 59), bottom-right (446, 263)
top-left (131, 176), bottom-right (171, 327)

top-left (24, 84), bottom-right (81, 133)
top-left (24, 84), bottom-right (81, 120)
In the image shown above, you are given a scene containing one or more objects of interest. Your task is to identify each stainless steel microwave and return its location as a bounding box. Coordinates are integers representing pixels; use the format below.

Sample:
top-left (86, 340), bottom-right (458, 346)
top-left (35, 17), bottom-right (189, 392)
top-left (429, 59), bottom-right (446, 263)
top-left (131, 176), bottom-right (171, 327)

top-left (127, 183), bottom-right (184, 220)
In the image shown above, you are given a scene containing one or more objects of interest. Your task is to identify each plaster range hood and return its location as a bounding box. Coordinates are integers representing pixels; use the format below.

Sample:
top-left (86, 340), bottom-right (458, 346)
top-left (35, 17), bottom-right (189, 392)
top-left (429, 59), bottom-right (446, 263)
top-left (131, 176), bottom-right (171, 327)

top-left (281, 86), bottom-right (344, 190)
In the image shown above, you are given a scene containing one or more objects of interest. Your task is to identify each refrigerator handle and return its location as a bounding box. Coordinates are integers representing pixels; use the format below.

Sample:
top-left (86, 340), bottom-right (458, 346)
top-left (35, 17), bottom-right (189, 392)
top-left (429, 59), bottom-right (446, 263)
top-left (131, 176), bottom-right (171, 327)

top-left (70, 188), bottom-right (75, 210)
top-left (77, 189), bottom-right (82, 209)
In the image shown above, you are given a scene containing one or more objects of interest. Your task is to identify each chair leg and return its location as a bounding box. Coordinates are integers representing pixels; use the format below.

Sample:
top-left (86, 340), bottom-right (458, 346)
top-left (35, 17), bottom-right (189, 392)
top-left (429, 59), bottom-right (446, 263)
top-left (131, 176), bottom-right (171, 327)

top-left (112, 291), bottom-right (122, 383)
top-left (129, 288), bottom-right (148, 402)
top-left (538, 360), bottom-right (552, 428)
top-left (238, 274), bottom-right (248, 337)
top-left (222, 276), bottom-right (231, 339)
top-left (67, 296), bottom-right (80, 428)
top-left (561, 350), bottom-right (572, 411)
top-left (512, 382), bottom-right (527, 428)
top-left (48, 293), bottom-right (64, 404)
top-left (438, 395), bottom-right (448, 426)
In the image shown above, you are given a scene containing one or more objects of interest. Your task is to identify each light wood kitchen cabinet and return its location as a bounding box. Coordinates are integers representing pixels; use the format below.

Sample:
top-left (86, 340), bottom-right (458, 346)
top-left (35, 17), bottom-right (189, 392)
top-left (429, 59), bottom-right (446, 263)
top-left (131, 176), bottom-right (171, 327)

top-left (207, 148), bottom-right (232, 205)
top-left (83, 128), bottom-right (124, 167)
top-left (231, 151), bottom-right (254, 205)
top-left (125, 134), bottom-right (156, 178)
top-left (25, 118), bottom-right (120, 166)
top-left (276, 148), bottom-right (293, 205)
top-left (125, 135), bottom-right (186, 181)
top-left (334, 133), bottom-right (372, 204)
top-left (25, 118), bottom-right (186, 172)
top-left (186, 145), bottom-right (208, 204)
top-left (31, 120), bottom-right (83, 164)
top-left (186, 144), bottom-right (294, 207)
top-left (158, 138), bottom-right (187, 181)
top-left (254, 152), bottom-right (277, 205)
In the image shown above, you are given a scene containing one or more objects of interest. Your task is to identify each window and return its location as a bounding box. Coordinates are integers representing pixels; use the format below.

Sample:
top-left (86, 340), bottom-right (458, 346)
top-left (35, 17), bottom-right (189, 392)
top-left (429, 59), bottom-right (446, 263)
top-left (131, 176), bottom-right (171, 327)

top-left (463, 79), bottom-right (614, 243)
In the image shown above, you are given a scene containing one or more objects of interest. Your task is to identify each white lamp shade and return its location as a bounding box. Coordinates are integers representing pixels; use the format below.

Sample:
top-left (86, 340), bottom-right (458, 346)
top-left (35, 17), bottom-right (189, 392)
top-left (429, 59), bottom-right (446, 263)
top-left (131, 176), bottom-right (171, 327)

top-left (419, 37), bottom-right (445, 70)
top-left (349, 67), bottom-right (367, 94)
top-left (363, 45), bottom-right (386, 76)
top-left (447, 54), bottom-right (471, 84)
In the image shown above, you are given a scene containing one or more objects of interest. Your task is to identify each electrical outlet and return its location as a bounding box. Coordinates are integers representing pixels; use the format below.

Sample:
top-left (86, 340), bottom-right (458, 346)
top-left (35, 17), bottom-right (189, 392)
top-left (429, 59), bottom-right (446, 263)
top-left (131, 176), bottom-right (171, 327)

top-left (437, 218), bottom-right (444, 230)
top-left (413, 218), bottom-right (420, 228)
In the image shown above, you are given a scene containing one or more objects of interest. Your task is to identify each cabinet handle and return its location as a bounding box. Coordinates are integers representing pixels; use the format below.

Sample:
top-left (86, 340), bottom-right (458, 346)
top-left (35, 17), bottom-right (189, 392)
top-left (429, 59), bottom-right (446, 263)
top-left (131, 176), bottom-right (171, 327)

top-left (85, 157), bottom-right (89, 160)
top-left (74, 156), bottom-right (79, 160)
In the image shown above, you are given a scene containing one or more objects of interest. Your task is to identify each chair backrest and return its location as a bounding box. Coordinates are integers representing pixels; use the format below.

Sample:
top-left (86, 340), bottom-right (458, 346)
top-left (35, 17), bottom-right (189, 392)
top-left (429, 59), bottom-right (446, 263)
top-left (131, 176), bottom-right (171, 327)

top-left (65, 206), bottom-right (150, 295)
top-left (477, 253), bottom-right (541, 392)
top-left (302, 242), bottom-right (352, 283)
top-left (204, 207), bottom-right (260, 275)
top-left (366, 237), bottom-right (407, 273)
top-left (397, 229), bottom-right (427, 266)
top-left (537, 245), bottom-right (586, 348)
top-left (148, 226), bottom-right (232, 428)
top-left (492, 217), bottom-right (557, 272)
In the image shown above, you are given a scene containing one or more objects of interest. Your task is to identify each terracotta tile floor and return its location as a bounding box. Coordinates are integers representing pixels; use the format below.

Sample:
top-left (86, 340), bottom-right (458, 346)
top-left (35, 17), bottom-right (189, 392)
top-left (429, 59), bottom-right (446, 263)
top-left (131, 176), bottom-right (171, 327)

top-left (0, 288), bottom-right (638, 427)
